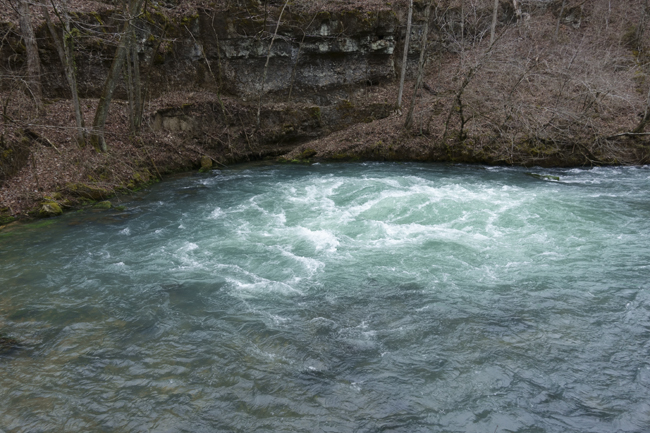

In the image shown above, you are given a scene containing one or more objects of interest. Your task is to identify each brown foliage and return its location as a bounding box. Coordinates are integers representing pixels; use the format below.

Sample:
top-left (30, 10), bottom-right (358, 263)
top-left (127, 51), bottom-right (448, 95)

top-left (2, 0), bottom-right (650, 219)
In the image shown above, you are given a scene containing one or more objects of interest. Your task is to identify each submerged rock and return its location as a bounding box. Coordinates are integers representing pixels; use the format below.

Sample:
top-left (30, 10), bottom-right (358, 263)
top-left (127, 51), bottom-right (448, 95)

top-left (0, 334), bottom-right (19, 353)
top-left (526, 173), bottom-right (560, 181)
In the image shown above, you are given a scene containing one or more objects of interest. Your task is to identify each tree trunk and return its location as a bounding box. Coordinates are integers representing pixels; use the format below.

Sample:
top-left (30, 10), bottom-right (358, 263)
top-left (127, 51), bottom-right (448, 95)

top-left (633, 86), bottom-right (650, 133)
top-left (555, 0), bottom-right (566, 39)
top-left (41, 0), bottom-right (86, 146)
top-left (397, 0), bottom-right (413, 111)
top-left (124, 41), bottom-right (136, 134)
top-left (143, 23), bottom-right (167, 121)
top-left (460, 0), bottom-right (464, 49)
top-left (512, 0), bottom-right (522, 22)
top-left (256, 0), bottom-right (290, 129)
top-left (123, 20), bottom-right (142, 135)
top-left (18, 0), bottom-right (44, 115)
top-left (636, 0), bottom-right (649, 54)
top-left (404, 0), bottom-right (433, 130)
top-left (90, 0), bottom-right (144, 151)
top-left (490, 0), bottom-right (499, 45)
top-left (129, 23), bottom-right (142, 131)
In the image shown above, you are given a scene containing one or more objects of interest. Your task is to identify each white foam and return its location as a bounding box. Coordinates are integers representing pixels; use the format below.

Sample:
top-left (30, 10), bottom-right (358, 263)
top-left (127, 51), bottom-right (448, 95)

top-left (180, 242), bottom-right (198, 252)
top-left (268, 314), bottom-right (291, 325)
top-left (310, 317), bottom-right (337, 327)
top-left (227, 277), bottom-right (303, 296)
top-left (212, 263), bottom-right (304, 297)
top-left (369, 221), bottom-right (490, 248)
top-left (277, 248), bottom-right (324, 275)
top-left (293, 227), bottom-right (339, 253)
top-left (208, 207), bottom-right (224, 219)
top-left (172, 242), bottom-right (204, 271)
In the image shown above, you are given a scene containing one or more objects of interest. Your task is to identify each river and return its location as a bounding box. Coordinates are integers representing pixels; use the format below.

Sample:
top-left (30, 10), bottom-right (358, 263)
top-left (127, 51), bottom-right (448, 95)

top-left (1, 162), bottom-right (649, 432)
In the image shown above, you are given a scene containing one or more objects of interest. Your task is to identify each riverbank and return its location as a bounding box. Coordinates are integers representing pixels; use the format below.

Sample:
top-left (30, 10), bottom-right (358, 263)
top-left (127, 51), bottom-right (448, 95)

top-left (2, 0), bottom-right (650, 223)
top-left (1, 86), bottom-right (648, 225)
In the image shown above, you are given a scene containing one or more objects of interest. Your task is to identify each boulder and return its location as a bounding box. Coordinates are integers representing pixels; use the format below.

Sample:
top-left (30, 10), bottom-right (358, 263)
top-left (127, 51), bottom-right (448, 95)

top-left (40, 201), bottom-right (63, 217)
top-left (200, 155), bottom-right (212, 172)
top-left (93, 201), bottom-right (112, 209)
top-left (66, 183), bottom-right (109, 200)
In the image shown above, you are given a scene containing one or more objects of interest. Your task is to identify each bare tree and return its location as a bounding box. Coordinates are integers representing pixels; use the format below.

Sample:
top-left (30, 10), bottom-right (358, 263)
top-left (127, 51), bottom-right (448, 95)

top-left (490, 0), bottom-right (499, 44)
top-left (636, 0), bottom-right (649, 55)
top-left (555, 0), bottom-right (566, 39)
top-left (405, 0), bottom-right (434, 130)
top-left (16, 0), bottom-right (44, 115)
top-left (256, 0), bottom-right (290, 129)
top-left (90, 0), bottom-right (145, 152)
top-left (397, 0), bottom-right (413, 112)
top-left (512, 0), bottom-right (521, 22)
top-left (124, 20), bottom-right (143, 134)
top-left (41, 0), bottom-right (85, 145)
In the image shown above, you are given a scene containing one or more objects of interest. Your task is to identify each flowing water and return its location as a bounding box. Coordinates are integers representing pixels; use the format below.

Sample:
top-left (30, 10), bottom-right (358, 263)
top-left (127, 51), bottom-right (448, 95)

top-left (1, 163), bottom-right (649, 432)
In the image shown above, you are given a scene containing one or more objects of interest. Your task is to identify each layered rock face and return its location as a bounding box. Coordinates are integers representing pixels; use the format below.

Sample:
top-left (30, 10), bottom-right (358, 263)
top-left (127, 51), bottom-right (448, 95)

top-left (136, 6), bottom-right (405, 149)
top-left (195, 8), bottom-right (399, 103)
top-left (26, 6), bottom-right (404, 104)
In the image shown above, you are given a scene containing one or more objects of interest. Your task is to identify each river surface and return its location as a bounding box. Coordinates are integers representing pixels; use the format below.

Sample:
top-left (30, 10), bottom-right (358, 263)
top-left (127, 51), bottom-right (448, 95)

top-left (1, 163), bottom-right (649, 432)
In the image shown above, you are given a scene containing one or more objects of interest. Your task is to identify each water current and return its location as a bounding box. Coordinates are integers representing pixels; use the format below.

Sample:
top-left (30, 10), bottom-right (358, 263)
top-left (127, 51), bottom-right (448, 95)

top-left (1, 163), bottom-right (649, 432)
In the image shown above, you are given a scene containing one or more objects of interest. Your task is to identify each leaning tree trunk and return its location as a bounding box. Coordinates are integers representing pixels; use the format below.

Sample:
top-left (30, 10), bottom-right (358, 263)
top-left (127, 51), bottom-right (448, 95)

top-left (41, 0), bottom-right (86, 146)
top-left (90, 0), bottom-right (144, 152)
top-left (18, 0), bottom-right (44, 115)
top-left (555, 0), bottom-right (566, 39)
top-left (124, 19), bottom-right (142, 133)
top-left (397, 0), bottom-right (413, 111)
top-left (490, 0), bottom-right (499, 45)
top-left (636, 0), bottom-right (649, 55)
top-left (256, 0), bottom-right (290, 129)
top-left (124, 41), bottom-right (136, 134)
top-left (131, 27), bottom-right (142, 132)
top-left (404, 0), bottom-right (433, 130)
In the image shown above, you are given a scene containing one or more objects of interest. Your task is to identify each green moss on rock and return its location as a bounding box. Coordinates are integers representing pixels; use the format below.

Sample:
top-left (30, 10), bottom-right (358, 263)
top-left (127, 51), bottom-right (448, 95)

top-left (299, 148), bottom-right (317, 159)
top-left (40, 201), bottom-right (63, 217)
top-left (199, 155), bottom-right (213, 172)
top-left (0, 207), bottom-right (15, 226)
top-left (93, 201), bottom-right (112, 210)
top-left (66, 183), bottom-right (110, 200)
top-left (526, 173), bottom-right (560, 181)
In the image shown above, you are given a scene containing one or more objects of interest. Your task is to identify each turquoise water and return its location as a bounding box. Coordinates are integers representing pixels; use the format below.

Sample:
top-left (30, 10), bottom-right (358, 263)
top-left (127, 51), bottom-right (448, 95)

top-left (1, 162), bottom-right (649, 432)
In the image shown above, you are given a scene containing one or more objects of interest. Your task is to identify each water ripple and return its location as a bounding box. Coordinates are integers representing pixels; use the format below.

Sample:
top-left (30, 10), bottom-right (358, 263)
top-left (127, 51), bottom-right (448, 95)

top-left (1, 163), bottom-right (649, 432)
